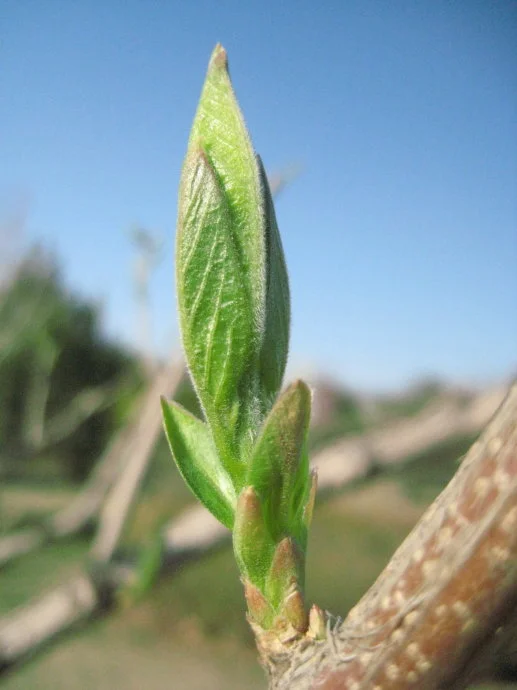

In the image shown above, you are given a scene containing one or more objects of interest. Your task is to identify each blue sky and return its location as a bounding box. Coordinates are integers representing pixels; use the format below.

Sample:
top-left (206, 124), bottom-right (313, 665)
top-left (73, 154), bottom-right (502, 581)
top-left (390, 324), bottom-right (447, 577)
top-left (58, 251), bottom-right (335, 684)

top-left (2, 1), bottom-right (516, 391)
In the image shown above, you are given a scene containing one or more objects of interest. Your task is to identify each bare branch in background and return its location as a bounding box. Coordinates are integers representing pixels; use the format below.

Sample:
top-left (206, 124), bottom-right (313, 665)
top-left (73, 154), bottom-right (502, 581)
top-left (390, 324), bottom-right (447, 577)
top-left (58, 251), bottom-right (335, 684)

top-left (0, 365), bottom-right (183, 566)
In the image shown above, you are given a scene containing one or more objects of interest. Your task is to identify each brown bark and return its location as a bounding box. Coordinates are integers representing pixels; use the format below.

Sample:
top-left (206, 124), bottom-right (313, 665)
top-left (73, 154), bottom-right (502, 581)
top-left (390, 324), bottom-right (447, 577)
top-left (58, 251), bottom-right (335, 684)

top-left (259, 382), bottom-right (517, 689)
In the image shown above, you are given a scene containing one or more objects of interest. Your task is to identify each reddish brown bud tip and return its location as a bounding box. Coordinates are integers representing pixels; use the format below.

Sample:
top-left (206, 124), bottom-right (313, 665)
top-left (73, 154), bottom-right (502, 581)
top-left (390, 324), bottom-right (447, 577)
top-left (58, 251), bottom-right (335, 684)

top-left (269, 537), bottom-right (303, 583)
top-left (244, 579), bottom-right (273, 628)
top-left (282, 588), bottom-right (308, 633)
top-left (210, 43), bottom-right (228, 69)
top-left (265, 537), bottom-right (305, 611)
top-left (237, 486), bottom-right (263, 525)
top-left (308, 604), bottom-right (326, 640)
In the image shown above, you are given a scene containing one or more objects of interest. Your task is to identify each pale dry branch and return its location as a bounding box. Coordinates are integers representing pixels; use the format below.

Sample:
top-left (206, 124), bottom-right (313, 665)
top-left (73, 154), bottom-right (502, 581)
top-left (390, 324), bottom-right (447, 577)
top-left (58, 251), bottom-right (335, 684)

top-left (0, 365), bottom-right (183, 567)
top-left (0, 367), bottom-right (183, 668)
top-left (315, 383), bottom-right (507, 490)
top-left (91, 363), bottom-right (183, 562)
top-left (0, 573), bottom-right (98, 669)
top-left (0, 530), bottom-right (47, 568)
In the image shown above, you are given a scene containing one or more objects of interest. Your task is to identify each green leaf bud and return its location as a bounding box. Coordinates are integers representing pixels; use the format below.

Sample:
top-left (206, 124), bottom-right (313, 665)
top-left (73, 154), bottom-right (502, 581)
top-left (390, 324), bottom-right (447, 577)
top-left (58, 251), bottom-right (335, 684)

top-left (176, 45), bottom-right (293, 472)
top-left (265, 537), bottom-right (304, 610)
top-left (167, 45), bottom-right (315, 637)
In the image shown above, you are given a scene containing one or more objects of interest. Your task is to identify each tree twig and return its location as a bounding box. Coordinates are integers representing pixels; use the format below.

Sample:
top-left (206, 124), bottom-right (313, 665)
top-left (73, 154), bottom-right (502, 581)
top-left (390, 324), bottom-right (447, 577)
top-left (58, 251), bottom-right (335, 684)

top-left (260, 382), bottom-right (517, 689)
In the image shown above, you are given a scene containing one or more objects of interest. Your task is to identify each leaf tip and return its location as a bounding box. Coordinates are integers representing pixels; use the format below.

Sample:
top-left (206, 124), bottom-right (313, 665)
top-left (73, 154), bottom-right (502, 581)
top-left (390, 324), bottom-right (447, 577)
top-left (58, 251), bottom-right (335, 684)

top-left (292, 378), bottom-right (312, 403)
top-left (269, 537), bottom-right (302, 584)
top-left (237, 486), bottom-right (263, 523)
top-left (210, 43), bottom-right (228, 70)
top-left (160, 395), bottom-right (171, 420)
top-left (244, 579), bottom-right (274, 628)
top-left (281, 587), bottom-right (307, 633)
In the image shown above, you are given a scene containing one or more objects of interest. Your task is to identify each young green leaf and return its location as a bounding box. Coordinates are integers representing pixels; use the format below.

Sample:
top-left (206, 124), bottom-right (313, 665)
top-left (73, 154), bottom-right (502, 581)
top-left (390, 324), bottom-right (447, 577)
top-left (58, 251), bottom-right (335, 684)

top-left (177, 147), bottom-right (256, 475)
top-left (257, 156), bottom-right (290, 405)
top-left (161, 397), bottom-right (236, 528)
top-left (247, 380), bottom-right (311, 539)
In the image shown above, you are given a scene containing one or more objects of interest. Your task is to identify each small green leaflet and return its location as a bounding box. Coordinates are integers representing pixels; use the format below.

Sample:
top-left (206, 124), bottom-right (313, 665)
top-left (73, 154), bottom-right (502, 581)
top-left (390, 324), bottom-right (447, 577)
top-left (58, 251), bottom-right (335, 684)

top-left (246, 380), bottom-right (311, 542)
top-left (161, 397), bottom-right (236, 528)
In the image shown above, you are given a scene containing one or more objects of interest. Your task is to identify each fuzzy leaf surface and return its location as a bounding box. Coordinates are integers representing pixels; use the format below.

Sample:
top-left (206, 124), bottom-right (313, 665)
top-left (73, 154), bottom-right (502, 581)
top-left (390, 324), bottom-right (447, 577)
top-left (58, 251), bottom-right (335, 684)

top-left (257, 156), bottom-right (290, 405)
top-left (177, 147), bottom-right (255, 476)
top-left (161, 397), bottom-right (235, 528)
top-left (247, 380), bottom-right (311, 542)
top-left (233, 487), bottom-right (275, 588)
top-left (187, 44), bottom-right (265, 323)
